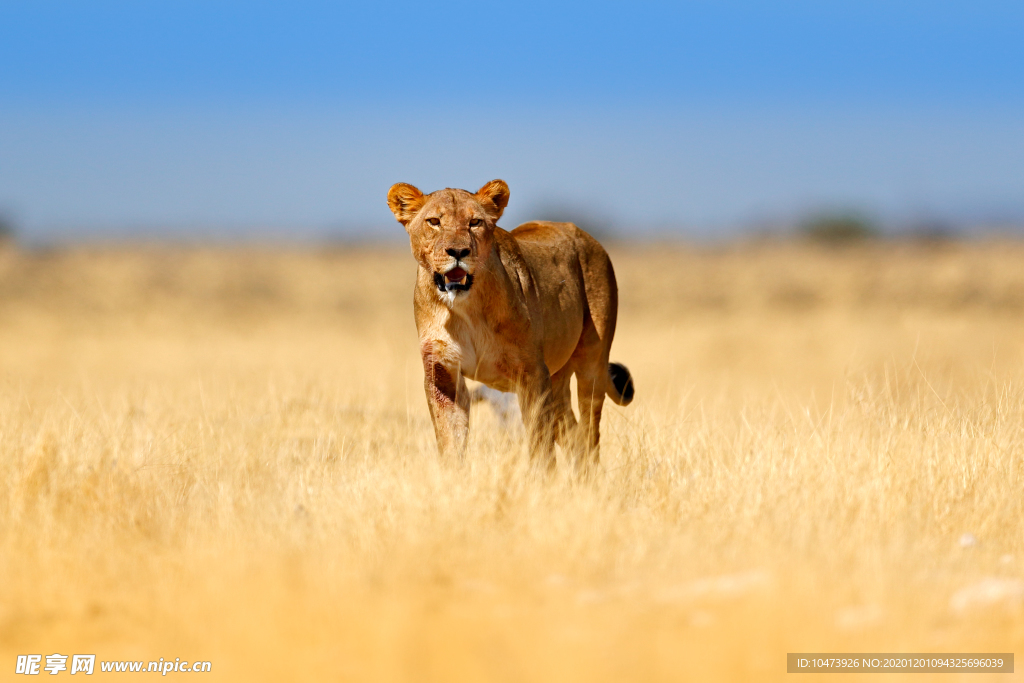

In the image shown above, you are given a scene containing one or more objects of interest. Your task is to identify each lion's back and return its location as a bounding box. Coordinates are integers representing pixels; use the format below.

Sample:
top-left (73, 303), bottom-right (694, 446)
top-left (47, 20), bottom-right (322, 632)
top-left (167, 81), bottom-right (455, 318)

top-left (510, 220), bottom-right (609, 270)
top-left (510, 220), bottom-right (593, 250)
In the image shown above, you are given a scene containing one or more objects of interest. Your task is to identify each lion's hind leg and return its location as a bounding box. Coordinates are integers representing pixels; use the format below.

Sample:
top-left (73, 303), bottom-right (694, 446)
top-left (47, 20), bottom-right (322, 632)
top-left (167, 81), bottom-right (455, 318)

top-left (561, 317), bottom-right (611, 472)
top-left (574, 366), bottom-right (606, 471)
top-left (549, 367), bottom-right (579, 452)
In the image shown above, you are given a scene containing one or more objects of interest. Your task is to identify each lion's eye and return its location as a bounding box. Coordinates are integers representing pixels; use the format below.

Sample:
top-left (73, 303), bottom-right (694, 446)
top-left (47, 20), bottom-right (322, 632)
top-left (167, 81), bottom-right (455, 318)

top-left (469, 218), bottom-right (482, 227)
top-left (426, 217), bottom-right (440, 227)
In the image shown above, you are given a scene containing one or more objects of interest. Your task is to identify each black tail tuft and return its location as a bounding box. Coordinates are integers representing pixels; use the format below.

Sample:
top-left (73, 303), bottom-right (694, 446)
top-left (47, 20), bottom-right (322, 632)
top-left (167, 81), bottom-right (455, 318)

top-left (608, 362), bottom-right (635, 406)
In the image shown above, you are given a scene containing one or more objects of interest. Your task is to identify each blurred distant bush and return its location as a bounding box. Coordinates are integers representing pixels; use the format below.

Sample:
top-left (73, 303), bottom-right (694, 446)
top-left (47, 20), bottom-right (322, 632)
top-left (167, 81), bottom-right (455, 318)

top-left (0, 213), bottom-right (15, 245)
top-left (904, 219), bottom-right (955, 242)
top-left (800, 211), bottom-right (878, 243)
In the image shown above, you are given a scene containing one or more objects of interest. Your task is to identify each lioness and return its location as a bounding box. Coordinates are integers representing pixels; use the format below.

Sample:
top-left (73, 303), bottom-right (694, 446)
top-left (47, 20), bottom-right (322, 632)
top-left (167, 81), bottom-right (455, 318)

top-left (387, 179), bottom-right (634, 469)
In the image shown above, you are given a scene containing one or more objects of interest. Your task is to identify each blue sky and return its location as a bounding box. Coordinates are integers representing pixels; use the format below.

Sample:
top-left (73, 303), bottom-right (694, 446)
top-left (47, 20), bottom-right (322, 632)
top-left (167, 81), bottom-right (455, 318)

top-left (1, 1), bottom-right (1022, 239)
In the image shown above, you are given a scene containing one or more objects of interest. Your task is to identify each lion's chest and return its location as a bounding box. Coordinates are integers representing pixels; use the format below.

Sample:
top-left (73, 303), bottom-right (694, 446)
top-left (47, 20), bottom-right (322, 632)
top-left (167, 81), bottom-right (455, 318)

top-left (450, 320), bottom-right (521, 393)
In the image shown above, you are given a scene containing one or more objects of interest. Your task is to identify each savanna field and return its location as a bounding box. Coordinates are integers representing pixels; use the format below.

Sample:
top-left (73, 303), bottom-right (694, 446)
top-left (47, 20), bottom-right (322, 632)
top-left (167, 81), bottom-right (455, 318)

top-left (1, 241), bottom-right (1023, 681)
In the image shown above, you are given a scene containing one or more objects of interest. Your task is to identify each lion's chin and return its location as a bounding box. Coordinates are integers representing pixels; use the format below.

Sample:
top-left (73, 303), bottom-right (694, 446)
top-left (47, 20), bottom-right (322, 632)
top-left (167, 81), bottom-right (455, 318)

top-left (434, 270), bottom-right (473, 293)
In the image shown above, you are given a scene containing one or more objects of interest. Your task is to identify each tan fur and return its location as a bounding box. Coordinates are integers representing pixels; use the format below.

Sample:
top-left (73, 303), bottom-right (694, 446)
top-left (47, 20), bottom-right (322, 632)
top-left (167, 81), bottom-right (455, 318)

top-left (387, 179), bottom-right (632, 469)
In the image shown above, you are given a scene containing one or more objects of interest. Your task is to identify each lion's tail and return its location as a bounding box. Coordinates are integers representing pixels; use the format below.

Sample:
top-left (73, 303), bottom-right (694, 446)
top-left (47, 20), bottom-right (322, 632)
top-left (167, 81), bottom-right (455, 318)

top-left (606, 362), bottom-right (635, 406)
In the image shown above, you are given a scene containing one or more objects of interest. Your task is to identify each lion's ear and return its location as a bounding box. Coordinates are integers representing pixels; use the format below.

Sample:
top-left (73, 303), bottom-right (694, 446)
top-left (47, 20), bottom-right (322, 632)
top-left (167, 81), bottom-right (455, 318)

top-left (387, 183), bottom-right (426, 226)
top-left (475, 179), bottom-right (510, 220)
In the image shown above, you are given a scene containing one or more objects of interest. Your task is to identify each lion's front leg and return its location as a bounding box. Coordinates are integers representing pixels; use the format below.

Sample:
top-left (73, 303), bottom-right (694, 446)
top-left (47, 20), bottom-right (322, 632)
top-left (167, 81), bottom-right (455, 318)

top-left (422, 350), bottom-right (470, 461)
top-left (515, 366), bottom-right (558, 471)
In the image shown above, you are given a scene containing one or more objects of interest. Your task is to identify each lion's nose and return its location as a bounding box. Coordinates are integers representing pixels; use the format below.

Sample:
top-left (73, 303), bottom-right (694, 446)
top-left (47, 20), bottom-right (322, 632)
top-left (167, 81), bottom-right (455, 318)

top-left (446, 248), bottom-right (471, 260)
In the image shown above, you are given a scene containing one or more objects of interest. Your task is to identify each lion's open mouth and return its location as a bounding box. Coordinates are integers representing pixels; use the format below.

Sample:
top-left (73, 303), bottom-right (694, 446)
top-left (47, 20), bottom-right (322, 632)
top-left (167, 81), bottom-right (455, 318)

top-left (434, 267), bottom-right (473, 293)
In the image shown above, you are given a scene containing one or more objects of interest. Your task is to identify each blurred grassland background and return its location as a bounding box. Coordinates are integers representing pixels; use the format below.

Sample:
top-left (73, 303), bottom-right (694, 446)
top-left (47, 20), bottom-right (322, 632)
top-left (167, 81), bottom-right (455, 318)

top-left (1, 241), bottom-right (1023, 681)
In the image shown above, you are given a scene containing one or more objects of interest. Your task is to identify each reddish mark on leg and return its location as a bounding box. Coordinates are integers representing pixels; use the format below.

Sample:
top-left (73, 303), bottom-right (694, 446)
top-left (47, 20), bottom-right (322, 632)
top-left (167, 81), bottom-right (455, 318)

top-left (429, 361), bottom-right (457, 406)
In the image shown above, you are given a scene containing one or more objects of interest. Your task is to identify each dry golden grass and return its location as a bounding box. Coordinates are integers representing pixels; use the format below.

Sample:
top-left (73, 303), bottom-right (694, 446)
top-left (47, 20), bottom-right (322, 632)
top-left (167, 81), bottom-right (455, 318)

top-left (1, 241), bottom-right (1023, 681)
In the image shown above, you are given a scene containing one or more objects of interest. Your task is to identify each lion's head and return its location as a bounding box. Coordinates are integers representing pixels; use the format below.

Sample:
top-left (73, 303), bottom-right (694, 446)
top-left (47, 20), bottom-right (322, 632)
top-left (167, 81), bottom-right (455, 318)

top-left (387, 180), bottom-right (510, 301)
